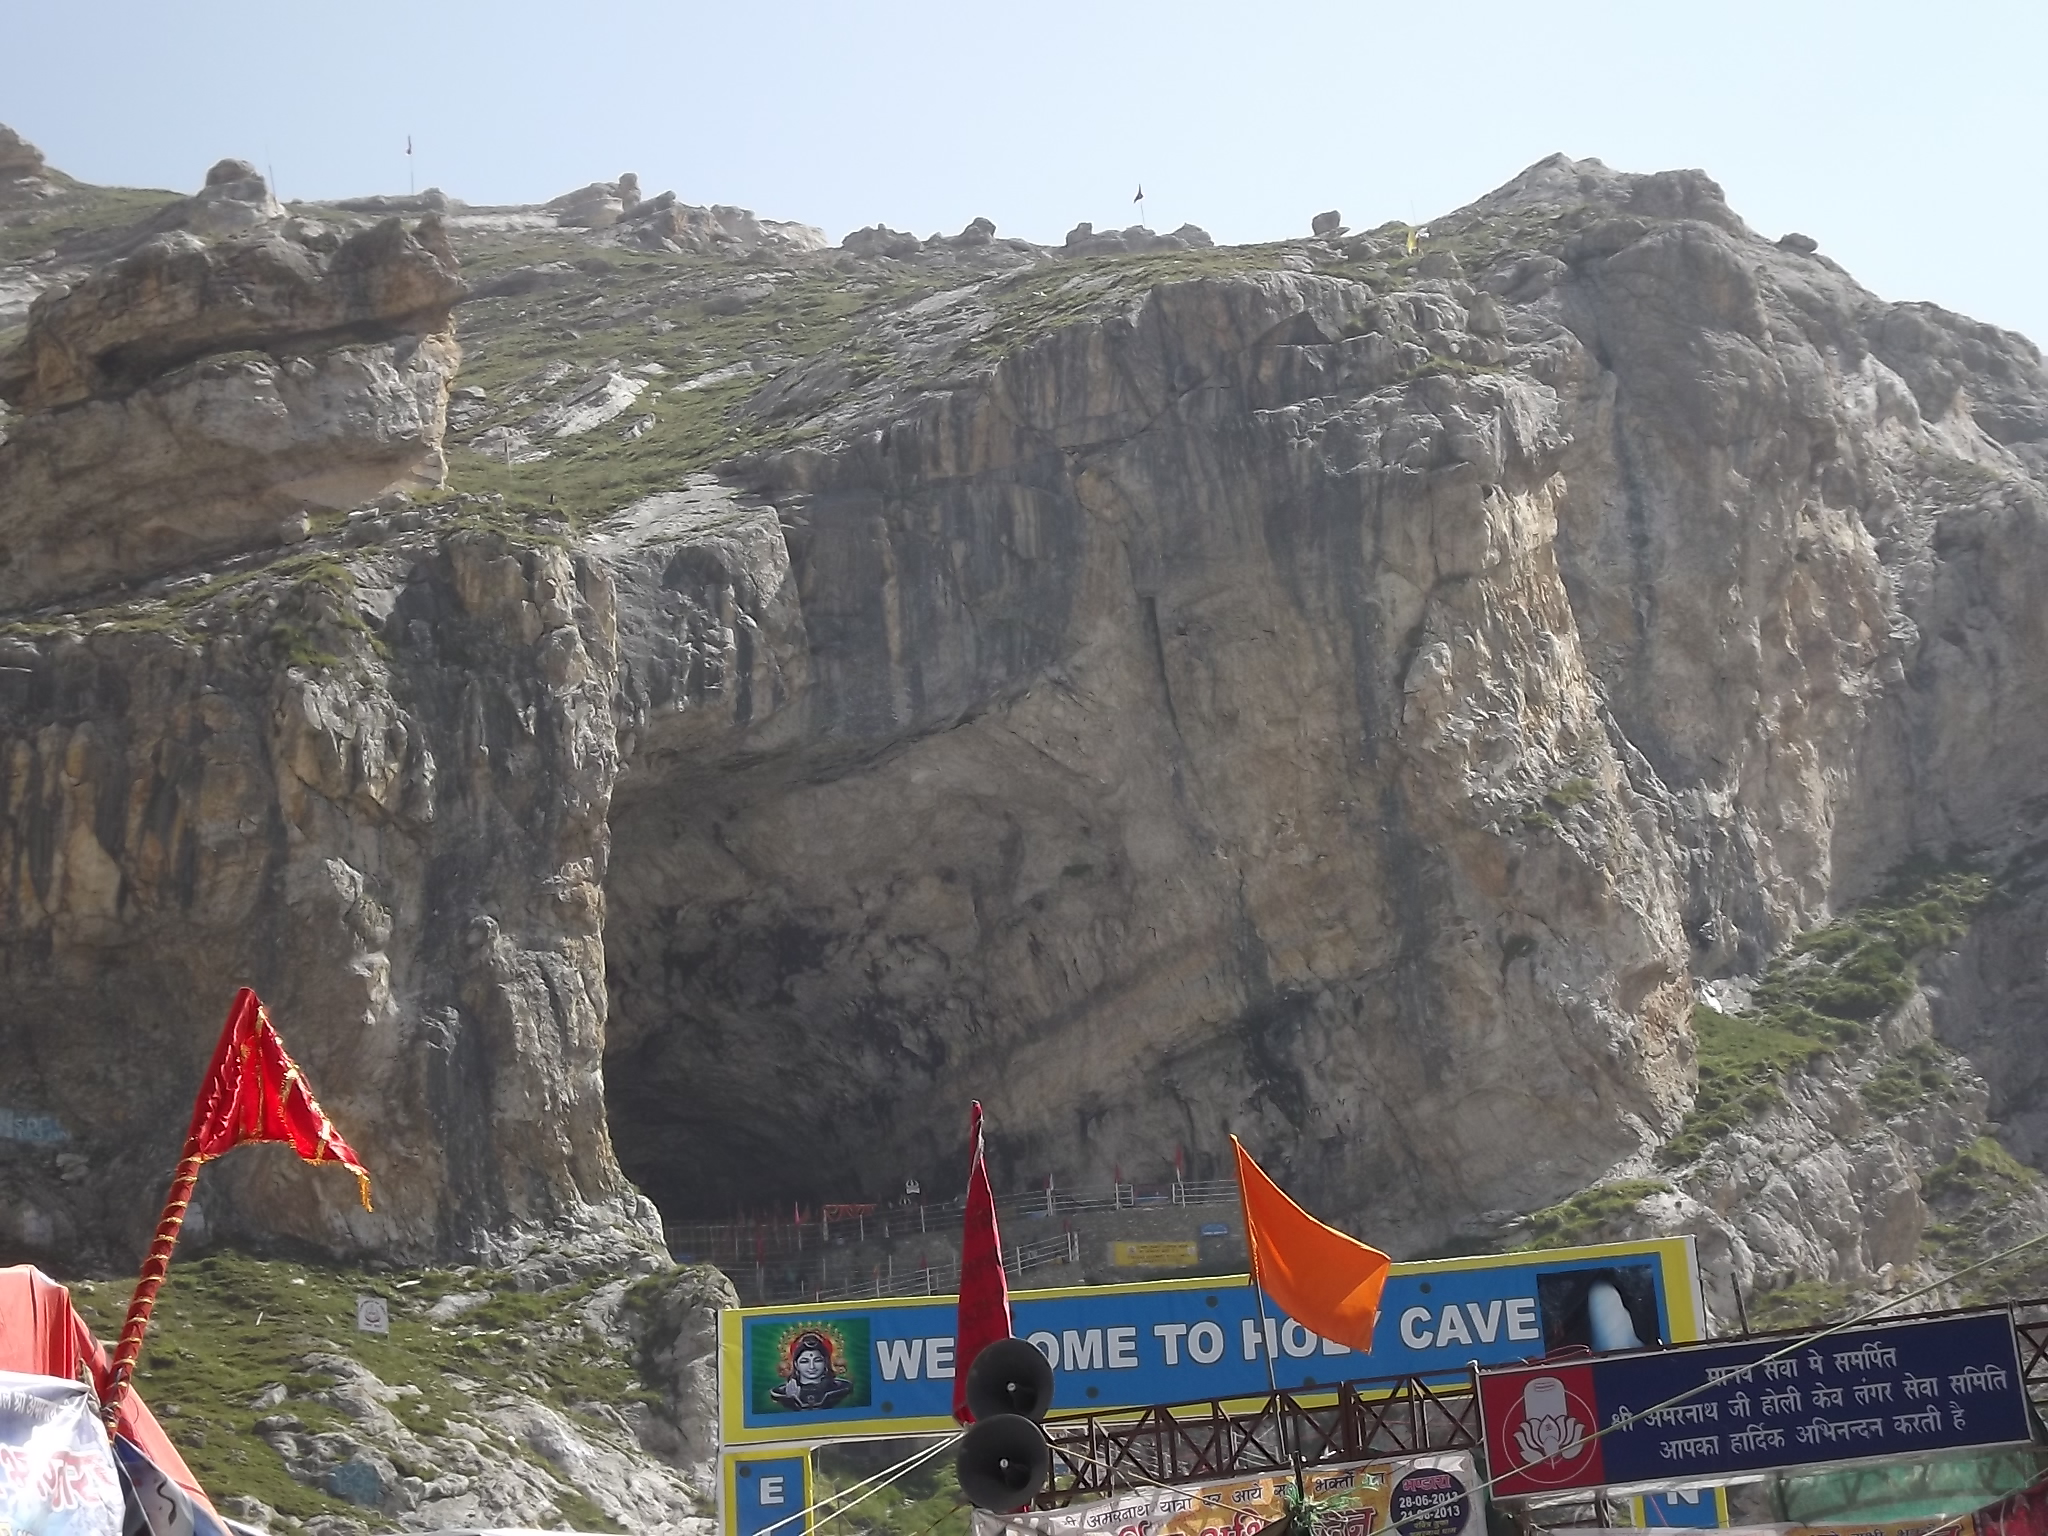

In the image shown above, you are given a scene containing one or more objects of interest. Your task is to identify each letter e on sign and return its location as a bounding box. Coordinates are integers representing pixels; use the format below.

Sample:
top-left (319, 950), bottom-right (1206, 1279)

top-left (760, 1477), bottom-right (786, 1506)
top-left (356, 1295), bottom-right (390, 1335)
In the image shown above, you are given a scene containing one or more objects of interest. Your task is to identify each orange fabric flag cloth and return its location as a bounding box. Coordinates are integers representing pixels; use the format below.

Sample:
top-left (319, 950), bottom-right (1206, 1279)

top-left (1232, 1135), bottom-right (1390, 1352)
top-left (189, 988), bottom-right (373, 1208)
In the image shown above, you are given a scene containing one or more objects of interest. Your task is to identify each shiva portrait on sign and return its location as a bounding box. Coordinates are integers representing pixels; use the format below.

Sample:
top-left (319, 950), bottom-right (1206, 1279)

top-left (770, 1329), bottom-right (855, 1410)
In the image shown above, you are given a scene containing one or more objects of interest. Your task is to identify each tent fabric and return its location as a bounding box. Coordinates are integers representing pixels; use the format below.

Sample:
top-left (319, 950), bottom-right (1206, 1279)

top-left (0, 1264), bottom-right (219, 1520)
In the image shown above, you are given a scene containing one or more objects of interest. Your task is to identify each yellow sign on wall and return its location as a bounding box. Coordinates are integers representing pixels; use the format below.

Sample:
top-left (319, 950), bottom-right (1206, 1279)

top-left (1111, 1240), bottom-right (1201, 1267)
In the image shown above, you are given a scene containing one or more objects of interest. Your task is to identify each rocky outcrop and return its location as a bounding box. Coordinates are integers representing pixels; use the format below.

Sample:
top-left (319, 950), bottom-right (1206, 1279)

top-left (599, 157), bottom-right (2048, 1256)
top-left (0, 124), bottom-right (52, 207)
top-left (0, 528), bottom-right (666, 1268)
top-left (2, 153), bottom-right (2046, 1288)
top-left (0, 216), bottom-right (464, 608)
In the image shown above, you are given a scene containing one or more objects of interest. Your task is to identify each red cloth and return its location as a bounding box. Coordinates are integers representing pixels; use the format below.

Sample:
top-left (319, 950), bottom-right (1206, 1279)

top-left (0, 1264), bottom-right (219, 1520)
top-left (189, 988), bottom-right (372, 1208)
top-left (951, 1101), bottom-right (1011, 1423)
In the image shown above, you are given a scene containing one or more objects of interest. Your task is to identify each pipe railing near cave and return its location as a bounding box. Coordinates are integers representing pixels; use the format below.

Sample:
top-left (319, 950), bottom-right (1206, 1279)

top-left (667, 1178), bottom-right (1239, 1302)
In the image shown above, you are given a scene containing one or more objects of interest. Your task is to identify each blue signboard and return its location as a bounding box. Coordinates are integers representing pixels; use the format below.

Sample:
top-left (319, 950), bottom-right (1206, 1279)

top-left (1480, 1308), bottom-right (2030, 1496)
top-left (1632, 1488), bottom-right (1727, 1527)
top-left (725, 1450), bottom-right (812, 1536)
top-left (720, 1237), bottom-right (1701, 1446)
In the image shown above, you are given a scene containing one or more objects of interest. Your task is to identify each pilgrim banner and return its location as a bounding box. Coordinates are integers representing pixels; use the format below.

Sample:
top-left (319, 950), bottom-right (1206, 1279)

top-left (969, 1452), bottom-right (1483, 1536)
top-left (0, 1370), bottom-right (123, 1536)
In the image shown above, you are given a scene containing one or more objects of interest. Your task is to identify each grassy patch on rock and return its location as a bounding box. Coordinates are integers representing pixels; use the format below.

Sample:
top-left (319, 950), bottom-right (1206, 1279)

top-left (1659, 865), bottom-right (1994, 1168)
top-left (1513, 1179), bottom-right (1671, 1250)
top-left (1860, 1040), bottom-right (1957, 1116)
top-left (62, 1249), bottom-right (673, 1530)
top-left (1746, 1279), bottom-right (1854, 1331)
top-left (1658, 1005), bottom-right (1831, 1167)
top-left (1917, 1137), bottom-right (2048, 1303)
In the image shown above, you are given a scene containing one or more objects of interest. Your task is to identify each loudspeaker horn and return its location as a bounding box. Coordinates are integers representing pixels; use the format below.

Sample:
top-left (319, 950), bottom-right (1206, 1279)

top-left (965, 1336), bottom-right (1057, 1423)
top-left (955, 1412), bottom-right (1052, 1511)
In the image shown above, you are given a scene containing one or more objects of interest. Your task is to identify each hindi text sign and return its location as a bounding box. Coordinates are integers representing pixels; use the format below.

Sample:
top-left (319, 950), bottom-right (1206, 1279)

top-left (1478, 1309), bottom-right (2029, 1497)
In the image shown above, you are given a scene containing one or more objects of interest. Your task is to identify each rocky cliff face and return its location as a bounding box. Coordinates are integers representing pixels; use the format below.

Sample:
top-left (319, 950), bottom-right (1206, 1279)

top-left (1, 140), bottom-right (2045, 1326)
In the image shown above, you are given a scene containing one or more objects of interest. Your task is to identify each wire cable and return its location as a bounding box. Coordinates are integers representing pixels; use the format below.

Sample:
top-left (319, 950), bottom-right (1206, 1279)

top-left (755, 1434), bottom-right (959, 1536)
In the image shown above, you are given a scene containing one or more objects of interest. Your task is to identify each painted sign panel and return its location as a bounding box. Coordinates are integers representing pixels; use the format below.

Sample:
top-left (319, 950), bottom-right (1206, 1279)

top-left (724, 1449), bottom-right (813, 1536)
top-left (1478, 1309), bottom-right (2029, 1497)
top-left (721, 1236), bottom-right (1701, 1447)
top-left (1629, 1488), bottom-right (1729, 1527)
top-left (1113, 1242), bottom-right (1201, 1267)
top-left (970, 1452), bottom-right (1483, 1536)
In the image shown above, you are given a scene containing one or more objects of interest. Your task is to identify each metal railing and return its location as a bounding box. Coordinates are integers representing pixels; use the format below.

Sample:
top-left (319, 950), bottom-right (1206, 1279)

top-left (667, 1179), bottom-right (1237, 1270)
top-left (774, 1230), bottom-right (1087, 1305)
top-left (1036, 1372), bottom-right (1483, 1505)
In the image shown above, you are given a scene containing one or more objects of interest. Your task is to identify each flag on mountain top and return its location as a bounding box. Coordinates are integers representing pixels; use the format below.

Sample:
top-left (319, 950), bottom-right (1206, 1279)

top-left (1134, 185), bottom-right (1144, 202)
top-left (1231, 1135), bottom-right (1391, 1352)
top-left (952, 1101), bottom-right (1011, 1423)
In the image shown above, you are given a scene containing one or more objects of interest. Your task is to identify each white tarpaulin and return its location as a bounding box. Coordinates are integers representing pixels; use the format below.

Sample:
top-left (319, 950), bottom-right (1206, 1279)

top-left (0, 1369), bottom-right (122, 1536)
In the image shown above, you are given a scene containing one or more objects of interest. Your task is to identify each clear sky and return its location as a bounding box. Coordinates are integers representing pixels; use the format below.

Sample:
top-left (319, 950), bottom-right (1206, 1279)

top-left (8, 0), bottom-right (2044, 346)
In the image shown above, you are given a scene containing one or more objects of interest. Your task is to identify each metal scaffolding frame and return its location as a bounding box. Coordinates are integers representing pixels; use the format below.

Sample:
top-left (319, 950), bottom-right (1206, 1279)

top-left (1032, 1294), bottom-right (2048, 1508)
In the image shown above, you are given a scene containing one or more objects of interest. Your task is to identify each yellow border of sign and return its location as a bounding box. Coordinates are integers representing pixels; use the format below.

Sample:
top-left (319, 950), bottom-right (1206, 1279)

top-left (719, 1235), bottom-right (1702, 1448)
top-left (723, 1446), bottom-right (815, 1536)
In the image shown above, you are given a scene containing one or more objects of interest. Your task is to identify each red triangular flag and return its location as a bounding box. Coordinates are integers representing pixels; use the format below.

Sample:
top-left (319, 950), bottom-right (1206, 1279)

top-left (952, 1102), bottom-right (1010, 1422)
top-left (188, 989), bottom-right (373, 1208)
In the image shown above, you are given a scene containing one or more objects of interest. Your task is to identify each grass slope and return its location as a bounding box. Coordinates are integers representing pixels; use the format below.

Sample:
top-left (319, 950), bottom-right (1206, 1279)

top-left (64, 1250), bottom-right (676, 1530)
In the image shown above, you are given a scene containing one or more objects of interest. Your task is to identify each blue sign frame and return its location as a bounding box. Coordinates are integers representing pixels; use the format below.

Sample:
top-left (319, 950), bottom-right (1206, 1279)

top-left (725, 1449), bottom-right (813, 1536)
top-left (721, 1237), bottom-right (1701, 1446)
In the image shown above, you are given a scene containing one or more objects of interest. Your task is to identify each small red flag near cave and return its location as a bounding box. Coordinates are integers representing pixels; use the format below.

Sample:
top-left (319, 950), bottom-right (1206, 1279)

top-left (106, 988), bottom-right (372, 1420)
top-left (952, 1101), bottom-right (1011, 1423)
top-left (188, 988), bottom-right (373, 1207)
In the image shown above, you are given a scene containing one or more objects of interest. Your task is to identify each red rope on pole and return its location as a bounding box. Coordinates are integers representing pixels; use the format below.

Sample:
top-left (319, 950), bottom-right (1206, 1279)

top-left (102, 1142), bottom-right (204, 1429)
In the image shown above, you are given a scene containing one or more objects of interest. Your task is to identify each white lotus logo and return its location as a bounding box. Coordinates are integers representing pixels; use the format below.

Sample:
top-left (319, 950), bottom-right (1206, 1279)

top-left (1513, 1377), bottom-right (1588, 1466)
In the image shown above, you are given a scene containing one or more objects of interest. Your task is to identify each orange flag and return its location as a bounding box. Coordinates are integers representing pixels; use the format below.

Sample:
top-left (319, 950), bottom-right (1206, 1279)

top-left (1232, 1135), bottom-right (1389, 1352)
top-left (187, 988), bottom-right (373, 1208)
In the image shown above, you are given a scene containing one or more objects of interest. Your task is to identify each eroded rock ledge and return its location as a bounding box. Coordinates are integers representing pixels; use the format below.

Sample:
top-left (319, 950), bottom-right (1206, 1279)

top-left (0, 203), bottom-right (463, 609)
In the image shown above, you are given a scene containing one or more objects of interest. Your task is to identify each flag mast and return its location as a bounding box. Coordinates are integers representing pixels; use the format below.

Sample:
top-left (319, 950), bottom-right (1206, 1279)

top-left (102, 989), bottom-right (372, 1428)
top-left (1234, 1141), bottom-right (1306, 1501)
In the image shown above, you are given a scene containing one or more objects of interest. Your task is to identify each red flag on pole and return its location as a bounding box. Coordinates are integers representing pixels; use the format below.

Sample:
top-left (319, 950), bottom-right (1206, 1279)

top-left (951, 1101), bottom-right (1010, 1423)
top-left (105, 989), bottom-right (371, 1422)
top-left (187, 989), bottom-right (373, 1204)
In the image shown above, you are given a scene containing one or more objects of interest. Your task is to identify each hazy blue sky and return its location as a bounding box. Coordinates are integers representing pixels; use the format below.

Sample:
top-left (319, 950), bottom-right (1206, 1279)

top-left (10, 0), bottom-right (2044, 344)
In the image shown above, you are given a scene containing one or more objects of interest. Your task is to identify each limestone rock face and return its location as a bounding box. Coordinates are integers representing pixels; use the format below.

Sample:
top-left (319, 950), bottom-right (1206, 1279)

top-left (2, 153), bottom-right (2047, 1280)
top-left (0, 534), bottom-right (664, 1267)
top-left (0, 217), bottom-right (464, 607)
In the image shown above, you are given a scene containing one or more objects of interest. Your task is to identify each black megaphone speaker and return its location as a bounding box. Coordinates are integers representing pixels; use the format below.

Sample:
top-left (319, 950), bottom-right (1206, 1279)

top-left (965, 1336), bottom-right (1057, 1423)
top-left (955, 1412), bottom-right (1052, 1510)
